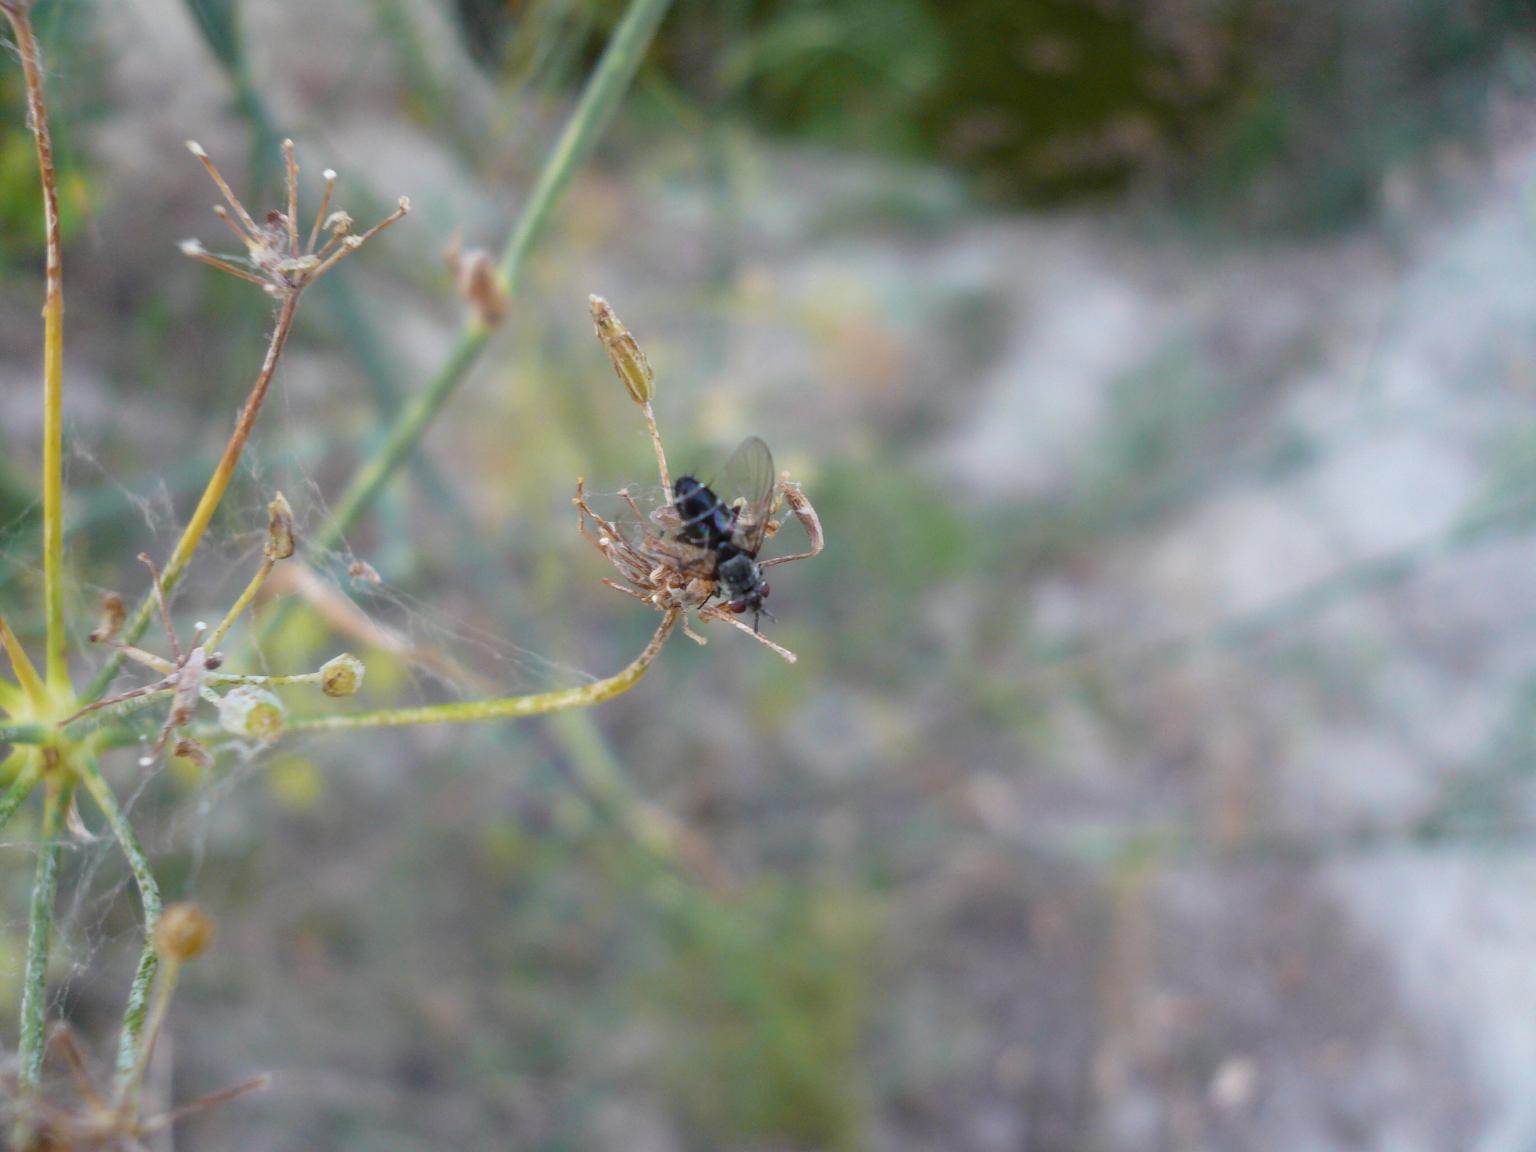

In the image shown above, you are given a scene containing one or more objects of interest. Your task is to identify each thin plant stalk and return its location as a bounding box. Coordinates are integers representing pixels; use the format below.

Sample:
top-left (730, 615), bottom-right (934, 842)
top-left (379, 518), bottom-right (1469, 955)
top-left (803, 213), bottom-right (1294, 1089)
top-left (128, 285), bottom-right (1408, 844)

top-left (0, 612), bottom-right (48, 709)
top-left (1, 4), bottom-right (68, 694)
top-left (312, 0), bottom-right (674, 554)
top-left (77, 754), bottom-right (163, 1092)
top-left (290, 609), bottom-right (678, 733)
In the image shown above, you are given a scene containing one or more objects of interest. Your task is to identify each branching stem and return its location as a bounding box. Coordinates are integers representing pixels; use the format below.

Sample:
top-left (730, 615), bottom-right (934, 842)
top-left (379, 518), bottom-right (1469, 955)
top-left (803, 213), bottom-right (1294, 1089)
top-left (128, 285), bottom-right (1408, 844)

top-left (82, 293), bottom-right (302, 703)
top-left (290, 610), bottom-right (678, 732)
top-left (78, 754), bottom-right (163, 1097)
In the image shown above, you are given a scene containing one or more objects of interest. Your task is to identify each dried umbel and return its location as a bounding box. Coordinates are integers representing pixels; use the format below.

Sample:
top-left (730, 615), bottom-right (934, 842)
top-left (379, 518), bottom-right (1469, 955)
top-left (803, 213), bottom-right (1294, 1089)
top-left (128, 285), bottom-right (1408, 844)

top-left (179, 139), bottom-right (409, 298)
top-left (574, 298), bottom-right (824, 663)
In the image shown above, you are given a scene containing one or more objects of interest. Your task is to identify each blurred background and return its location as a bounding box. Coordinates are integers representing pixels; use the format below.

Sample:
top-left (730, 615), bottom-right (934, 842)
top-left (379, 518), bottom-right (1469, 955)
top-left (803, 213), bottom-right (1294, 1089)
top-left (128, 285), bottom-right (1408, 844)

top-left (2, 0), bottom-right (1535, 1147)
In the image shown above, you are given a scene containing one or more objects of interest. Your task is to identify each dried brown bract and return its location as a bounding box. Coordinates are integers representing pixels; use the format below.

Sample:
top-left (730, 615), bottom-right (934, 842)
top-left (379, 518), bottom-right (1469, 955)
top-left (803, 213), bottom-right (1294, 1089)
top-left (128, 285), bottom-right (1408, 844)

top-left (445, 232), bottom-right (509, 328)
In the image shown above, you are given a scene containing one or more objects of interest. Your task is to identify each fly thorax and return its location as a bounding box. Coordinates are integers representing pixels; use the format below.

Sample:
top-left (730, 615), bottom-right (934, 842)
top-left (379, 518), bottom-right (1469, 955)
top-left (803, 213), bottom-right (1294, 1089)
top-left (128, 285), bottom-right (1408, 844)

top-left (715, 547), bottom-right (760, 596)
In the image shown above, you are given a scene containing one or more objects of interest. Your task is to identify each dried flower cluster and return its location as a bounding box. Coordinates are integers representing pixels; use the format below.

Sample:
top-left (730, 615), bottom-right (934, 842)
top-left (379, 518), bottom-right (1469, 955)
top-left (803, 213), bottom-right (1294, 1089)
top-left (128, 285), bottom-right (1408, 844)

top-left (574, 296), bottom-right (824, 663)
top-left (179, 139), bottom-right (408, 297)
top-left (63, 494), bottom-right (365, 766)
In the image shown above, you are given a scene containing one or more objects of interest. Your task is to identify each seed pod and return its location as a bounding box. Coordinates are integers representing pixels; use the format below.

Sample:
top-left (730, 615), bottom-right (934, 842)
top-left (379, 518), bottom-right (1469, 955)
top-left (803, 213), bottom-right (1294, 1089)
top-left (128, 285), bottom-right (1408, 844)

top-left (218, 685), bottom-right (286, 741)
top-left (156, 902), bottom-right (215, 963)
top-left (266, 492), bottom-right (296, 560)
top-left (319, 652), bottom-right (365, 698)
top-left (590, 295), bottom-right (654, 405)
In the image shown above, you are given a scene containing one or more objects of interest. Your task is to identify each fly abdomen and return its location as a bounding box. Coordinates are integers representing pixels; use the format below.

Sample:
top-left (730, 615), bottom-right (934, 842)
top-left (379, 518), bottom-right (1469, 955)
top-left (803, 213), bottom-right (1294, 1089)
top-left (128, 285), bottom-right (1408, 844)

top-left (673, 476), bottom-right (737, 547)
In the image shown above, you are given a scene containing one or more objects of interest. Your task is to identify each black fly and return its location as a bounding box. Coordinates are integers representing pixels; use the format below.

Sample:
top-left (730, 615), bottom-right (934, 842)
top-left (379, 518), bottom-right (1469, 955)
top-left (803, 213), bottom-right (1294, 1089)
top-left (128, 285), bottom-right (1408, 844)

top-left (648, 436), bottom-right (777, 630)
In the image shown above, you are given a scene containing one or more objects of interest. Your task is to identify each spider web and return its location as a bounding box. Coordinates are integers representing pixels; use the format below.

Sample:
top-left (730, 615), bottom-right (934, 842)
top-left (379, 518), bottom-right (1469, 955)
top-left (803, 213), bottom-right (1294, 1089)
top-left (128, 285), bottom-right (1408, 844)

top-left (0, 326), bottom-right (629, 1103)
top-left (0, 0), bottom-right (667, 1123)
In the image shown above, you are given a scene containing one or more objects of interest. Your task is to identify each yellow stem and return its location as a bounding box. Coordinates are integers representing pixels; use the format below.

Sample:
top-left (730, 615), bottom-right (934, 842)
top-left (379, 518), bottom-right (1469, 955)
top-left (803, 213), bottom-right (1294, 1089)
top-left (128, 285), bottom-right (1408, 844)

top-left (642, 401), bottom-right (672, 506)
top-left (83, 291), bottom-right (303, 704)
top-left (206, 556), bottom-right (275, 652)
top-left (5, 6), bottom-right (69, 694)
top-left (288, 610), bottom-right (678, 733)
top-left (164, 292), bottom-right (300, 590)
top-left (0, 613), bottom-right (47, 709)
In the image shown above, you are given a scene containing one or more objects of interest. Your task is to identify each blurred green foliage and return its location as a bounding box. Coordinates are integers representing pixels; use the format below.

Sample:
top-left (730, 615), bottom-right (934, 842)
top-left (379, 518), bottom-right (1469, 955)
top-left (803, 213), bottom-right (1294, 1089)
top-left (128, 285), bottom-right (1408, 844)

top-left (452, 0), bottom-right (1530, 230)
top-left (646, 880), bottom-right (876, 1151)
top-left (0, 66), bottom-right (90, 266)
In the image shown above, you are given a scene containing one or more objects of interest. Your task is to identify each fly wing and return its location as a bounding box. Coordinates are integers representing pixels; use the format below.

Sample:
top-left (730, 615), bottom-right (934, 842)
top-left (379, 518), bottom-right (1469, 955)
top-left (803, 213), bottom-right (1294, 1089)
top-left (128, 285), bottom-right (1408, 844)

top-left (610, 484), bottom-right (719, 579)
top-left (718, 435), bottom-right (776, 555)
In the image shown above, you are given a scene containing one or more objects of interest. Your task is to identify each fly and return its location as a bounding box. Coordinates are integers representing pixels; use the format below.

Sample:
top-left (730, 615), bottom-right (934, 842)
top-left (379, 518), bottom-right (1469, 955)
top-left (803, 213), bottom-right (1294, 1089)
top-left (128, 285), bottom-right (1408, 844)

top-left (621, 436), bottom-right (778, 630)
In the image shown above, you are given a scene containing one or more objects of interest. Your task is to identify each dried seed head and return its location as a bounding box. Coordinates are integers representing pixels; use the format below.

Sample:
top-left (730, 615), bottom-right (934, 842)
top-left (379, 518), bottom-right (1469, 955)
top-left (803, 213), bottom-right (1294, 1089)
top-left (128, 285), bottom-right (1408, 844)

top-left (266, 492), bottom-right (296, 560)
top-left (319, 652), bottom-right (365, 698)
top-left (182, 143), bottom-right (410, 296)
top-left (590, 295), bottom-right (654, 405)
top-left (89, 593), bottom-right (127, 644)
top-left (156, 902), bottom-right (215, 963)
top-left (218, 685), bottom-right (286, 741)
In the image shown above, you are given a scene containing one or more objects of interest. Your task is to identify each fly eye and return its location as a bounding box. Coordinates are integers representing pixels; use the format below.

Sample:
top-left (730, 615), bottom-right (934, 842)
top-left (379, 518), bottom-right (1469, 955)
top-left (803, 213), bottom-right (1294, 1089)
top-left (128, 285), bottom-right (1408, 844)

top-left (730, 601), bottom-right (748, 614)
top-left (760, 584), bottom-right (770, 599)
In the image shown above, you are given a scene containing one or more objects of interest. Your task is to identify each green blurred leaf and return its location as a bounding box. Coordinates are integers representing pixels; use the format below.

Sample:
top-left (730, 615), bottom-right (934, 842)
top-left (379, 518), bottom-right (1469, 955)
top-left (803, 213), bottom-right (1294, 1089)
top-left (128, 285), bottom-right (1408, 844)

top-left (181, 0), bottom-right (245, 72)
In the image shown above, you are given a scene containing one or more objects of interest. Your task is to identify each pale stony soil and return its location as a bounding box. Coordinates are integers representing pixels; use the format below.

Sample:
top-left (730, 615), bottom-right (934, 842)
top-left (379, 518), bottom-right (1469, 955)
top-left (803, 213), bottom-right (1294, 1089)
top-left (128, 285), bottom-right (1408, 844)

top-left (9, 2), bottom-right (1536, 1148)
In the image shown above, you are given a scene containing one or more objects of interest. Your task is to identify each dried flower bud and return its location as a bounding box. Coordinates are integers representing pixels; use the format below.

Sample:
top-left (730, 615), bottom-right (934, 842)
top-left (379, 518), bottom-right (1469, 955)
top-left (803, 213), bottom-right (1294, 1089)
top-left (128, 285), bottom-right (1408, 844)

top-left (266, 492), bottom-right (296, 560)
top-left (455, 248), bottom-right (508, 329)
top-left (218, 685), bottom-right (286, 742)
top-left (319, 652), bottom-right (365, 698)
top-left (156, 902), bottom-right (214, 962)
top-left (590, 295), bottom-right (654, 405)
top-left (89, 593), bottom-right (126, 643)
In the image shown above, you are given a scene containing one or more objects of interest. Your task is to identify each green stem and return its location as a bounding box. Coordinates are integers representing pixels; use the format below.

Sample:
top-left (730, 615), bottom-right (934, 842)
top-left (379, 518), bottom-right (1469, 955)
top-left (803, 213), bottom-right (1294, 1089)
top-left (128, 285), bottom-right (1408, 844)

top-left (77, 754), bottom-right (163, 1093)
top-left (17, 772), bottom-right (69, 1097)
top-left (289, 609), bottom-right (677, 733)
top-left (310, 0), bottom-right (674, 554)
top-left (0, 723), bottom-right (49, 744)
top-left (0, 756), bottom-right (40, 833)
